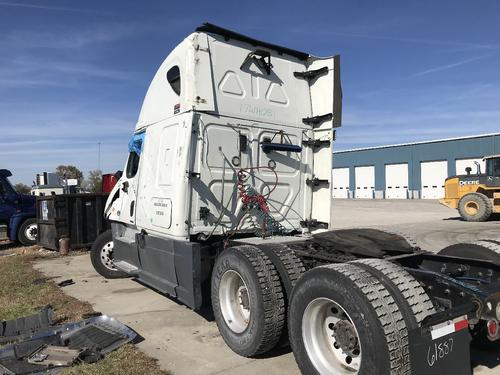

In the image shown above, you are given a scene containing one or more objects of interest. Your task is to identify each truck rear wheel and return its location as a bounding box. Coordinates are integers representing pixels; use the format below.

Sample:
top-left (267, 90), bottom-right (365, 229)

top-left (18, 218), bottom-right (38, 246)
top-left (458, 192), bottom-right (492, 222)
top-left (211, 245), bottom-right (285, 357)
top-left (90, 230), bottom-right (127, 279)
top-left (439, 240), bottom-right (500, 264)
top-left (353, 258), bottom-right (436, 328)
top-left (289, 263), bottom-right (410, 375)
top-left (259, 244), bottom-right (305, 346)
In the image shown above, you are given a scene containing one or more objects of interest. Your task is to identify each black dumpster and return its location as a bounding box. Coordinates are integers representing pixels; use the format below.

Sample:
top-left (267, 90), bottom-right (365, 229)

top-left (36, 193), bottom-right (109, 250)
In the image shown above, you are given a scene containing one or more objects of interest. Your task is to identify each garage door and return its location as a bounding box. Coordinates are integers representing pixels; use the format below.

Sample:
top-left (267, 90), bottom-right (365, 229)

top-left (332, 168), bottom-right (350, 198)
top-left (456, 158), bottom-right (485, 175)
top-left (421, 160), bottom-right (448, 199)
top-left (385, 163), bottom-right (408, 199)
top-left (355, 166), bottom-right (375, 199)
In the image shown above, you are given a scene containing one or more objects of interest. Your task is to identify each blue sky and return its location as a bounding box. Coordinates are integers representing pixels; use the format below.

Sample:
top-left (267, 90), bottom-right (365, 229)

top-left (1, 0), bottom-right (499, 184)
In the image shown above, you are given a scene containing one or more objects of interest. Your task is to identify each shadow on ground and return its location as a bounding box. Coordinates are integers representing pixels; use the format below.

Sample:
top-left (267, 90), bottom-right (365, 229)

top-left (0, 241), bottom-right (20, 253)
top-left (443, 214), bottom-right (500, 222)
top-left (472, 346), bottom-right (500, 370)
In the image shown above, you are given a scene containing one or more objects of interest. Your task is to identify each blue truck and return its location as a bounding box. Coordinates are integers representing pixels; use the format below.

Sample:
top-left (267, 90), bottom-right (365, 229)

top-left (0, 169), bottom-right (37, 246)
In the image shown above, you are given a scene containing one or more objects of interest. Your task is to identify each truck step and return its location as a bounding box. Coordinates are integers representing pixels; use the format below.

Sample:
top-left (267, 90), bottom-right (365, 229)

top-left (114, 236), bottom-right (136, 246)
top-left (114, 260), bottom-right (139, 275)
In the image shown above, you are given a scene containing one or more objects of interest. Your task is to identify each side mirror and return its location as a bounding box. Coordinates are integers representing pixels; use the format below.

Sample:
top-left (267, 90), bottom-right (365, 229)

top-left (465, 167), bottom-right (472, 175)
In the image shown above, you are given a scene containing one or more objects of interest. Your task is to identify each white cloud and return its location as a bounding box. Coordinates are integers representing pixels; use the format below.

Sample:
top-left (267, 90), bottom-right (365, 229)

top-left (413, 53), bottom-right (498, 76)
top-left (0, 1), bottom-right (109, 14)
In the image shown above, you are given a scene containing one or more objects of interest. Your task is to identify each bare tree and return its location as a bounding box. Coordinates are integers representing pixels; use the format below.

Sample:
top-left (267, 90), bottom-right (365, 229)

top-left (84, 169), bottom-right (103, 193)
top-left (55, 165), bottom-right (83, 183)
top-left (14, 183), bottom-right (31, 195)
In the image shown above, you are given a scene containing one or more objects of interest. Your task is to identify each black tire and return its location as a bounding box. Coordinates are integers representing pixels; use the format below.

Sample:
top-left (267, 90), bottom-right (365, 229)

top-left (18, 218), bottom-right (38, 246)
top-left (258, 244), bottom-right (305, 346)
top-left (439, 240), bottom-right (500, 264)
top-left (211, 245), bottom-right (285, 357)
top-left (90, 230), bottom-right (127, 279)
top-left (458, 192), bottom-right (492, 222)
top-left (258, 244), bottom-right (306, 297)
top-left (289, 263), bottom-right (410, 375)
top-left (353, 259), bottom-right (436, 329)
top-left (381, 229), bottom-right (419, 249)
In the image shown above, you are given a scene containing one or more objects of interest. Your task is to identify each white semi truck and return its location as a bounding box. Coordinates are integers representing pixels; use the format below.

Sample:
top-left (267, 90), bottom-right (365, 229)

top-left (90, 24), bottom-right (500, 374)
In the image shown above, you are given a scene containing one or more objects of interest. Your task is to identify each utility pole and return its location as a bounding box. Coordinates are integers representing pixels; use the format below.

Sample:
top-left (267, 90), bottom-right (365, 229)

top-left (98, 142), bottom-right (101, 171)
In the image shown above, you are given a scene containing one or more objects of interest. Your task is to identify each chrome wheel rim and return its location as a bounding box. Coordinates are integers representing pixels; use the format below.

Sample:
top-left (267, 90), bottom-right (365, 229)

top-left (24, 223), bottom-right (38, 241)
top-left (219, 270), bottom-right (251, 333)
top-left (302, 298), bottom-right (362, 374)
top-left (100, 241), bottom-right (116, 271)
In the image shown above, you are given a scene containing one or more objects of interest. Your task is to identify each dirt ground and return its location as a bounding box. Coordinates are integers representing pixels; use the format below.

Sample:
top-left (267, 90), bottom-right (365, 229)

top-left (27, 199), bottom-right (500, 375)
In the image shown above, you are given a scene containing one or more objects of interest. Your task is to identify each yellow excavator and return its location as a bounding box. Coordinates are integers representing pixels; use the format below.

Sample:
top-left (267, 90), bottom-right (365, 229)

top-left (440, 155), bottom-right (500, 221)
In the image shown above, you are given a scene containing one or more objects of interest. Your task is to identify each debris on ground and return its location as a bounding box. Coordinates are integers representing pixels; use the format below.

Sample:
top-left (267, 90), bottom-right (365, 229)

top-left (0, 307), bottom-right (138, 374)
top-left (0, 306), bottom-right (54, 344)
top-left (0, 246), bottom-right (169, 374)
top-left (56, 280), bottom-right (75, 288)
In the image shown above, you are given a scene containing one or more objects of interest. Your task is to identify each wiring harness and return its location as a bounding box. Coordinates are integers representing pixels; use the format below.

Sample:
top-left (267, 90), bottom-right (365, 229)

top-left (236, 167), bottom-right (288, 238)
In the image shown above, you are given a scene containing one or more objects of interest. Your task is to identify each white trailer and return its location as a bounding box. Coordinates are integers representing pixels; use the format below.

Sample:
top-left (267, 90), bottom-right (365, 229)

top-left (90, 24), bottom-right (500, 375)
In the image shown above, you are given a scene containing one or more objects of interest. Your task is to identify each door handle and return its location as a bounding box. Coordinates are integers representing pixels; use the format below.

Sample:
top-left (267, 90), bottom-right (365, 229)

top-left (136, 228), bottom-right (147, 248)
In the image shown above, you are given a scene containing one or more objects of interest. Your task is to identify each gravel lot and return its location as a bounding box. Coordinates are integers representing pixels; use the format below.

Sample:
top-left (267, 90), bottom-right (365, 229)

top-left (33, 199), bottom-right (500, 374)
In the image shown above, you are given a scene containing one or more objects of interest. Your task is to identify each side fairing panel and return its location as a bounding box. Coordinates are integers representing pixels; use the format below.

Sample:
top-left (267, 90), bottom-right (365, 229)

top-left (303, 55), bottom-right (341, 229)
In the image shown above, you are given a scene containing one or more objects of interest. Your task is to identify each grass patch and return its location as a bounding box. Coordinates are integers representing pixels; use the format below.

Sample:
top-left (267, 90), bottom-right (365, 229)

top-left (0, 246), bottom-right (170, 375)
top-left (62, 345), bottom-right (168, 375)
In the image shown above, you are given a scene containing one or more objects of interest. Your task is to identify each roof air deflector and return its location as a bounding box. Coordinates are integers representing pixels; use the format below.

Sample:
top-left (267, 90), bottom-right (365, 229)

top-left (195, 23), bottom-right (310, 61)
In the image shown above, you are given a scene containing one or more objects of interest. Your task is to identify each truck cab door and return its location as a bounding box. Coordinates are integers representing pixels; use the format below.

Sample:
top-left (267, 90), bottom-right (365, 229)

top-left (118, 136), bottom-right (144, 226)
top-left (300, 55), bottom-right (342, 230)
top-left (108, 138), bottom-right (144, 272)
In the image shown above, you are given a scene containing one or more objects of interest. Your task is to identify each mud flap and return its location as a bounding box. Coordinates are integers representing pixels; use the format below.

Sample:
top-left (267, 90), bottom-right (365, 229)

top-left (409, 324), bottom-right (472, 375)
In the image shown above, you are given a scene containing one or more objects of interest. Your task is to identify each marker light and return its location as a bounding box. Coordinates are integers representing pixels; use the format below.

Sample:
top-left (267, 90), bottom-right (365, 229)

top-left (487, 320), bottom-right (498, 338)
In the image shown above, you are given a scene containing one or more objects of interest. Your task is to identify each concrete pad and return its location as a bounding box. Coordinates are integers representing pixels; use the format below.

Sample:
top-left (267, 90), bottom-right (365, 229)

top-left (34, 255), bottom-right (299, 375)
top-left (331, 199), bottom-right (500, 251)
top-left (33, 199), bottom-right (500, 374)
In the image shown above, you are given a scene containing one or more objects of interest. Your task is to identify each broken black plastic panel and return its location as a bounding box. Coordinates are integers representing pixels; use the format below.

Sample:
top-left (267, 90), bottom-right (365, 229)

top-left (0, 315), bottom-right (138, 374)
top-left (0, 306), bottom-right (54, 344)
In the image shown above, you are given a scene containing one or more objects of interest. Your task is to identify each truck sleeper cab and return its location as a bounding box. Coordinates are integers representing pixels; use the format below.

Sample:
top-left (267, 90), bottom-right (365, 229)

top-left (91, 24), bottom-right (500, 375)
